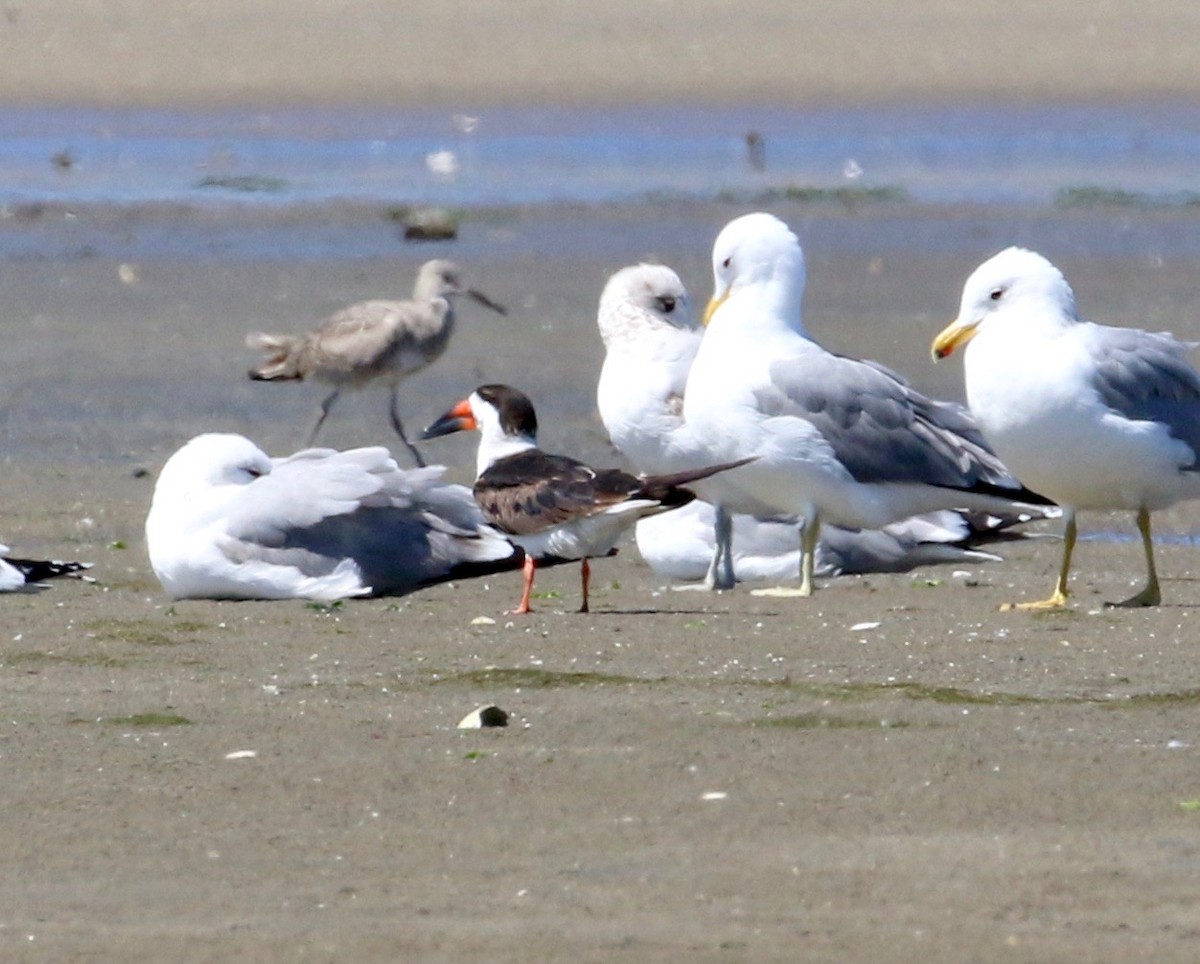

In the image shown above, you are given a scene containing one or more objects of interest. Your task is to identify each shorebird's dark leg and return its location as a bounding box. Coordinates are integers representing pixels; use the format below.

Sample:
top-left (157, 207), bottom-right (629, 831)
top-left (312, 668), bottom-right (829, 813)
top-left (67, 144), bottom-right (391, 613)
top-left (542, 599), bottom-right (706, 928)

top-left (308, 389), bottom-right (341, 446)
top-left (389, 386), bottom-right (426, 467)
top-left (578, 557), bottom-right (591, 613)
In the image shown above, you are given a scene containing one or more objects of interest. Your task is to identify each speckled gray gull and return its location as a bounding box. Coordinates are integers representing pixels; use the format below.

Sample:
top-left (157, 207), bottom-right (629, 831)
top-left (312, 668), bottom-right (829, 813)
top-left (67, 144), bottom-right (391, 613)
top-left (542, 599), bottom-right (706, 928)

top-left (682, 213), bottom-right (1055, 597)
top-left (934, 246), bottom-right (1200, 609)
top-left (247, 259), bottom-right (506, 465)
top-left (145, 433), bottom-right (520, 601)
top-left (596, 262), bottom-right (1044, 588)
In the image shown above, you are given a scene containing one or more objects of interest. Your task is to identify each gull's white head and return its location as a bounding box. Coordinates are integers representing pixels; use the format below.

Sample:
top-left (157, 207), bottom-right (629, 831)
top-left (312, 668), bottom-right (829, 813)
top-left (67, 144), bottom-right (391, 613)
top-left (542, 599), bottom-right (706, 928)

top-left (155, 434), bottom-right (272, 496)
top-left (704, 212), bottom-right (807, 330)
top-left (597, 263), bottom-right (694, 347)
top-left (146, 434), bottom-right (273, 550)
top-left (933, 247), bottom-right (1079, 359)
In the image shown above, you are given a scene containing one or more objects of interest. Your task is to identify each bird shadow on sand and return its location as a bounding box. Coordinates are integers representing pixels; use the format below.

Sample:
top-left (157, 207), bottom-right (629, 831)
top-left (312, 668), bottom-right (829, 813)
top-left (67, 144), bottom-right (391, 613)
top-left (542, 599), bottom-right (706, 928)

top-left (584, 606), bottom-right (730, 617)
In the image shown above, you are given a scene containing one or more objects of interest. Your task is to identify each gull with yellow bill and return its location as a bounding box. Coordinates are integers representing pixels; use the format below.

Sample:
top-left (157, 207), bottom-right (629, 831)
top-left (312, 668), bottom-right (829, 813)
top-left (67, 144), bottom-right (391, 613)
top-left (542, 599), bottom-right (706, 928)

top-left (682, 212), bottom-right (1053, 597)
top-left (933, 246), bottom-right (1200, 609)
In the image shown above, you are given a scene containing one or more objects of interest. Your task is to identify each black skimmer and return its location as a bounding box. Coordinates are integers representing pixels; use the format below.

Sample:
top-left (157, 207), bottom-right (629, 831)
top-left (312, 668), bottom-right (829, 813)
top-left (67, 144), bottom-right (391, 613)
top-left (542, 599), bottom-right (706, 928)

top-left (421, 383), bottom-right (751, 613)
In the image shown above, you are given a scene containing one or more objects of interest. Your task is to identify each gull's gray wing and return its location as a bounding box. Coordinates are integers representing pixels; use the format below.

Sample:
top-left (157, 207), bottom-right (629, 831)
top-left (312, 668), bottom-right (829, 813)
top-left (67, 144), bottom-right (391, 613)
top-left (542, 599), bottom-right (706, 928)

top-left (220, 446), bottom-right (393, 541)
top-left (758, 349), bottom-right (1029, 493)
top-left (220, 449), bottom-right (519, 596)
top-left (1082, 323), bottom-right (1200, 464)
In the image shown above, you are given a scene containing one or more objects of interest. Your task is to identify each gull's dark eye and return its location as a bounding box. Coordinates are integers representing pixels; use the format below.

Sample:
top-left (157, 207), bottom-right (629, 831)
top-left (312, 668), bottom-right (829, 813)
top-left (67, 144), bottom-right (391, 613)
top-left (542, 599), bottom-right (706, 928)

top-left (722, 257), bottom-right (732, 269)
top-left (989, 287), bottom-right (1004, 302)
top-left (657, 295), bottom-right (676, 313)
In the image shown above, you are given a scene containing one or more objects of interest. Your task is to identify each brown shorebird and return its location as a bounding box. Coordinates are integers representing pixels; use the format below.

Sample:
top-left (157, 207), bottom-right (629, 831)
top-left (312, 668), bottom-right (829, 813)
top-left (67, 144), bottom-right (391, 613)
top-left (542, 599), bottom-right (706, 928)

top-left (247, 259), bottom-right (506, 465)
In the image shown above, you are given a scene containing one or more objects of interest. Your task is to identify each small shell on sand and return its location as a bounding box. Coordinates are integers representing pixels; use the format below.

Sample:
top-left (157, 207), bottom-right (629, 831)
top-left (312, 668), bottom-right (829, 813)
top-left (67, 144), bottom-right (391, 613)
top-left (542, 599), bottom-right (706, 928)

top-left (457, 705), bottom-right (509, 729)
top-left (224, 749), bottom-right (258, 760)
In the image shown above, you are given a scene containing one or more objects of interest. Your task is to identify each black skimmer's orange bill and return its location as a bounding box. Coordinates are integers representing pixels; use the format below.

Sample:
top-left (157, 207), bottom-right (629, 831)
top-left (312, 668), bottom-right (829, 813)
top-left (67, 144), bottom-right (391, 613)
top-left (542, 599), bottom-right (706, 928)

top-left (421, 384), bottom-right (752, 613)
top-left (246, 259), bottom-right (506, 466)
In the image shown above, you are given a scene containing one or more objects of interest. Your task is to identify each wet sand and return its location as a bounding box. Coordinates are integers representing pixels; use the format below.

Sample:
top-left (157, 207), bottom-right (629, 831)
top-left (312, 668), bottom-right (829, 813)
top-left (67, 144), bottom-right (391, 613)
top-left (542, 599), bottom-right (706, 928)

top-left (5, 3), bottom-right (1200, 958)
top-left (3, 199), bottom-right (1200, 960)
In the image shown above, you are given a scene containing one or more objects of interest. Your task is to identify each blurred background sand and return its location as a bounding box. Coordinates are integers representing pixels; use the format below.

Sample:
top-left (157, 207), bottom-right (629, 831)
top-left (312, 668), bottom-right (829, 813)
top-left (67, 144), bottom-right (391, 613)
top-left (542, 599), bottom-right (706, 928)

top-left (2, 0), bottom-right (1199, 107)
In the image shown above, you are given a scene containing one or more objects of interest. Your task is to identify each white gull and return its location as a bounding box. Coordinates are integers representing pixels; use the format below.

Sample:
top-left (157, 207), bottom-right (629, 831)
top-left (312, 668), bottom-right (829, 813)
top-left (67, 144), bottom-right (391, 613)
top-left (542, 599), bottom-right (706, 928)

top-left (933, 246), bottom-right (1200, 608)
top-left (682, 213), bottom-right (1053, 597)
top-left (145, 433), bottom-right (519, 600)
top-left (596, 262), bottom-right (1038, 586)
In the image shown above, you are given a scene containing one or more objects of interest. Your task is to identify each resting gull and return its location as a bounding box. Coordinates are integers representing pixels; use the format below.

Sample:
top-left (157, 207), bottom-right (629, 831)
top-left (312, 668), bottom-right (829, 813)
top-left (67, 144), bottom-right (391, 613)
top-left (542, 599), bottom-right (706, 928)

top-left (145, 433), bottom-right (520, 600)
top-left (933, 246), bottom-right (1200, 608)
top-left (247, 259), bottom-right (506, 465)
top-left (682, 212), bottom-right (1053, 597)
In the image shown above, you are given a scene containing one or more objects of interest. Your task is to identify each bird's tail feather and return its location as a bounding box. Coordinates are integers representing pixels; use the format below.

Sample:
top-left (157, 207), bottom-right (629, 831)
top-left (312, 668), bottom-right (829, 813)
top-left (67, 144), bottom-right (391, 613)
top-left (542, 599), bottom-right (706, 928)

top-left (246, 332), bottom-right (305, 381)
top-left (640, 457), bottom-right (757, 506)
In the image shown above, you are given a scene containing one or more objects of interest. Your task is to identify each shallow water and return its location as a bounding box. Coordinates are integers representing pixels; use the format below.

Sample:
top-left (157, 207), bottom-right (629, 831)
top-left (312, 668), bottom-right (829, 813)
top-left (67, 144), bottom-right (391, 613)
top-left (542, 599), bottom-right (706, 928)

top-left (5, 101), bottom-right (1200, 213)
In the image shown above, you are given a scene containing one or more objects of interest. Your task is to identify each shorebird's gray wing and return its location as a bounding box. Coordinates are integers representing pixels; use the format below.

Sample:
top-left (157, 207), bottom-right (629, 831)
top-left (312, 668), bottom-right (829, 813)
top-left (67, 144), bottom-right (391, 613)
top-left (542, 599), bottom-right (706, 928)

top-left (758, 349), bottom-right (1023, 491)
top-left (305, 300), bottom-right (424, 373)
top-left (1081, 323), bottom-right (1200, 463)
top-left (219, 449), bottom-right (518, 595)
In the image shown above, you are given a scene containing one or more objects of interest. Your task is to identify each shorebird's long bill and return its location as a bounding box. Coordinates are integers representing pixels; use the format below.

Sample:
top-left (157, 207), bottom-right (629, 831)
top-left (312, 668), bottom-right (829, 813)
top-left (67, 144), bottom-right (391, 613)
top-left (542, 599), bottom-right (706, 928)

top-left (931, 317), bottom-right (980, 360)
top-left (421, 399), bottom-right (477, 439)
top-left (468, 289), bottom-right (508, 316)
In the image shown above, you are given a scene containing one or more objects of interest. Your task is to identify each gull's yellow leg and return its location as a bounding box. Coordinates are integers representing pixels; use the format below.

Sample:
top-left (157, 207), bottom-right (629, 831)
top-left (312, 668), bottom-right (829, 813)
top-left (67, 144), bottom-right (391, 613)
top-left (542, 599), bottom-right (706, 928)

top-left (1002, 509), bottom-right (1075, 611)
top-left (752, 514), bottom-right (820, 598)
top-left (1108, 507), bottom-right (1162, 608)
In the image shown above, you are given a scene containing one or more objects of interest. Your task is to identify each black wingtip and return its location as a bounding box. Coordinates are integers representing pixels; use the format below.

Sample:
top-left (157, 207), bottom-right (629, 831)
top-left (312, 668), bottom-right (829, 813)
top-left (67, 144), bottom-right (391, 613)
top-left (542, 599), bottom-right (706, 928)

top-left (5, 558), bottom-right (92, 582)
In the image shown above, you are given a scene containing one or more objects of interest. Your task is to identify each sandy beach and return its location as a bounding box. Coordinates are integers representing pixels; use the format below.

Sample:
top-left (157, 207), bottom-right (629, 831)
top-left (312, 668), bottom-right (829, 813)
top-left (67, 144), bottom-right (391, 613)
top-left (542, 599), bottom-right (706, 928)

top-left (3, 1), bottom-right (1200, 108)
top-left (4, 4), bottom-right (1200, 962)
